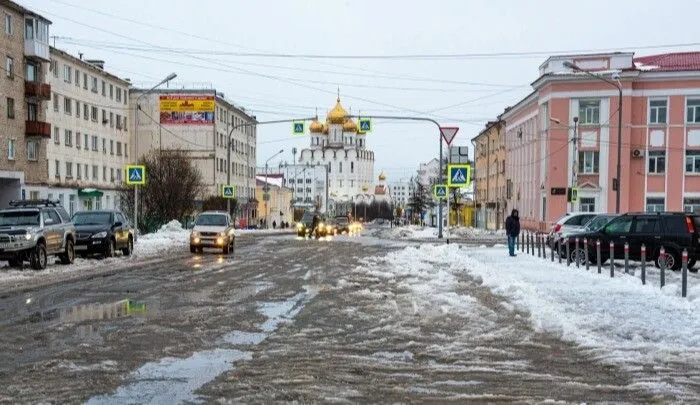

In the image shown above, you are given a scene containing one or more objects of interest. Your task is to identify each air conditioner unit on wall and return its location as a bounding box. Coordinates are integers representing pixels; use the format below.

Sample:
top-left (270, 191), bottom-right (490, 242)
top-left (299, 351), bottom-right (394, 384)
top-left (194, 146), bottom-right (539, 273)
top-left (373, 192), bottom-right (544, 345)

top-left (632, 148), bottom-right (645, 158)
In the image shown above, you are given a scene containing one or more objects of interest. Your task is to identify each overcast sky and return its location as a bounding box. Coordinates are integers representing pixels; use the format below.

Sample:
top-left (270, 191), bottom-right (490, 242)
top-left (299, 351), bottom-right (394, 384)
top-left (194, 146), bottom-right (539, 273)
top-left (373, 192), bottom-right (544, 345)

top-left (23, 0), bottom-right (700, 182)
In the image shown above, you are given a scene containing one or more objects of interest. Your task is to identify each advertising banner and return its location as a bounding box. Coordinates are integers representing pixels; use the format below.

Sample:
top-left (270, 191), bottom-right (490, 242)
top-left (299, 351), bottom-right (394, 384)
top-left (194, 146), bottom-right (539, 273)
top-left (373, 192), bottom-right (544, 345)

top-left (159, 95), bottom-right (215, 125)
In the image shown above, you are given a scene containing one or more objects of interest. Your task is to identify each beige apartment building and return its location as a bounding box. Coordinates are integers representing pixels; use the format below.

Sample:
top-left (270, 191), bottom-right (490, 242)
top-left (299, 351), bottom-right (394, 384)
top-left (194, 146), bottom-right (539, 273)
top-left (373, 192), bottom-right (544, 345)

top-left (472, 120), bottom-right (506, 230)
top-left (0, 0), bottom-right (51, 207)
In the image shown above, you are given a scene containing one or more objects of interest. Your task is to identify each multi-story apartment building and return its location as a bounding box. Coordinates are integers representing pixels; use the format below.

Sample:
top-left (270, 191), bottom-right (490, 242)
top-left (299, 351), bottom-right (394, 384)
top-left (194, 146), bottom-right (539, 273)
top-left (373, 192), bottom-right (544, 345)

top-left (261, 163), bottom-right (330, 214)
top-left (471, 120), bottom-right (506, 229)
top-left (130, 88), bottom-right (257, 213)
top-left (0, 0), bottom-right (51, 207)
top-left (389, 179), bottom-right (411, 208)
top-left (502, 51), bottom-right (700, 230)
top-left (24, 48), bottom-right (131, 215)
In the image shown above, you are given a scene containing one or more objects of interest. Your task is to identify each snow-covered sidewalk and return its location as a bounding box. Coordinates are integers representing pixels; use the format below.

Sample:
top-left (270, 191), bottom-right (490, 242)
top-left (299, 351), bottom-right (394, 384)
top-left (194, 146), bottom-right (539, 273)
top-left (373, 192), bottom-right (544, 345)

top-left (365, 225), bottom-right (505, 241)
top-left (343, 244), bottom-right (700, 399)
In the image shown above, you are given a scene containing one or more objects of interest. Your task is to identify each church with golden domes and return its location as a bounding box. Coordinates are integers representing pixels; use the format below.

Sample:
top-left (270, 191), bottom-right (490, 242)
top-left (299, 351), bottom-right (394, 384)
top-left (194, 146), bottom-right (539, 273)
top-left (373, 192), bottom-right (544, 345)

top-left (299, 97), bottom-right (375, 202)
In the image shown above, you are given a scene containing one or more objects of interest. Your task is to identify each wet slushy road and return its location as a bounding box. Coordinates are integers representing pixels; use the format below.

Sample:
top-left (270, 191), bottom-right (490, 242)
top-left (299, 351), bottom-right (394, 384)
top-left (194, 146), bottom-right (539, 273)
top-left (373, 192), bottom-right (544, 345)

top-left (0, 232), bottom-right (672, 403)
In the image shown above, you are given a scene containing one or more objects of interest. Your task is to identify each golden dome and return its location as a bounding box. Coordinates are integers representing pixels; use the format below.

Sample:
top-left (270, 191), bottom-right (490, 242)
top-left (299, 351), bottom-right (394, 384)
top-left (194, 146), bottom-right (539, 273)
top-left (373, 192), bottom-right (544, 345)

top-left (327, 97), bottom-right (348, 124)
top-left (343, 118), bottom-right (358, 132)
top-left (378, 172), bottom-right (386, 181)
top-left (322, 123), bottom-right (329, 134)
top-left (309, 118), bottom-right (323, 133)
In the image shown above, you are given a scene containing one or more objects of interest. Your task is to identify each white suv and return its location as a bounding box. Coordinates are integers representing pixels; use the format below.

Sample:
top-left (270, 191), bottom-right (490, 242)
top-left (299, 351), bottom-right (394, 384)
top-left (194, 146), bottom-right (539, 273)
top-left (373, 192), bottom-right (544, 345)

top-left (189, 211), bottom-right (235, 254)
top-left (546, 212), bottom-right (600, 249)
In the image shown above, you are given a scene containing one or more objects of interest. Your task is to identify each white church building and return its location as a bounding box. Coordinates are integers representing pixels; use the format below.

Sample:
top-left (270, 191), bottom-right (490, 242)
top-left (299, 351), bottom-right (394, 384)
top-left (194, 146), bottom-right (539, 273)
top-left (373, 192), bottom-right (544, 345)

top-left (298, 97), bottom-right (375, 202)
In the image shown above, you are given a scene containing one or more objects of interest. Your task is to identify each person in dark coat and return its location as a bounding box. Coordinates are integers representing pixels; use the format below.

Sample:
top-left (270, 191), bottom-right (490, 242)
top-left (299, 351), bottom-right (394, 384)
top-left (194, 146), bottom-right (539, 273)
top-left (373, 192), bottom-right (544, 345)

top-left (310, 214), bottom-right (320, 239)
top-left (505, 209), bottom-right (520, 257)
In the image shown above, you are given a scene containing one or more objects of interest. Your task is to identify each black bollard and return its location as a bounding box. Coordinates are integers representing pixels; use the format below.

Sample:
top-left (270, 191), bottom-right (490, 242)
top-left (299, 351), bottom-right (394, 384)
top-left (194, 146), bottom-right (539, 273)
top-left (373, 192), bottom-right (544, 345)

top-left (575, 238), bottom-right (580, 268)
top-left (610, 241), bottom-right (615, 278)
top-left (682, 249), bottom-right (688, 298)
top-left (558, 237), bottom-right (563, 264)
top-left (660, 246), bottom-right (666, 288)
top-left (624, 242), bottom-right (630, 274)
top-left (584, 238), bottom-right (590, 271)
top-left (566, 239), bottom-right (571, 267)
top-left (596, 240), bottom-right (602, 274)
top-left (641, 244), bottom-right (646, 285)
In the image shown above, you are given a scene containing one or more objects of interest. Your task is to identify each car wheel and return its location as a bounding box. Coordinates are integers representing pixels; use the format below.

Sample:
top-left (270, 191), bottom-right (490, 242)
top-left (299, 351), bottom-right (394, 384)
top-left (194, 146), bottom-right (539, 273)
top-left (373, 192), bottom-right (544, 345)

top-left (121, 237), bottom-right (133, 256)
top-left (569, 247), bottom-right (589, 265)
top-left (222, 241), bottom-right (230, 255)
top-left (104, 239), bottom-right (116, 258)
top-left (59, 239), bottom-right (75, 265)
top-left (657, 250), bottom-right (681, 271)
top-left (30, 243), bottom-right (47, 270)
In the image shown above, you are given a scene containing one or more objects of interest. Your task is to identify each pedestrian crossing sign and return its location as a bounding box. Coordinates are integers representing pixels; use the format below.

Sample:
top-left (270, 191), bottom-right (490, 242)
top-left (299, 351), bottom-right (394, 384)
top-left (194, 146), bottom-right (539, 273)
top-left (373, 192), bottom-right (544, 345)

top-left (358, 118), bottom-right (372, 133)
top-left (293, 121), bottom-right (305, 135)
top-left (222, 185), bottom-right (235, 199)
top-left (433, 184), bottom-right (448, 199)
top-left (447, 164), bottom-right (471, 188)
top-left (125, 165), bottom-right (146, 185)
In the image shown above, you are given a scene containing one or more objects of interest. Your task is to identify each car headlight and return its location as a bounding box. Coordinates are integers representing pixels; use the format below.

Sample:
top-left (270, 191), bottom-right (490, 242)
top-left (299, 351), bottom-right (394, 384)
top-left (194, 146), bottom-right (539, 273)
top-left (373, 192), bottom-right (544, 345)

top-left (296, 223), bottom-right (303, 229)
top-left (24, 234), bottom-right (33, 240)
top-left (319, 222), bottom-right (324, 227)
top-left (219, 232), bottom-right (227, 237)
top-left (191, 232), bottom-right (200, 238)
top-left (92, 231), bottom-right (107, 238)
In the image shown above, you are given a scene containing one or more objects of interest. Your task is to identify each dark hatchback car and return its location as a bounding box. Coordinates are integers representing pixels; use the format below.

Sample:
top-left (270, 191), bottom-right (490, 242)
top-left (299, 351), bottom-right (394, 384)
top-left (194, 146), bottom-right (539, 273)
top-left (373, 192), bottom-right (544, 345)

top-left (564, 212), bottom-right (700, 271)
top-left (72, 210), bottom-right (134, 258)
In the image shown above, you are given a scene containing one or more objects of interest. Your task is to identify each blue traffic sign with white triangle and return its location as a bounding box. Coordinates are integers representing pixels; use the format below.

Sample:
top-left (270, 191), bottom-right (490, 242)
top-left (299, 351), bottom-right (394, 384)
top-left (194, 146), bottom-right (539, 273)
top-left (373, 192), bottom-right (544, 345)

top-left (222, 185), bottom-right (235, 199)
top-left (125, 165), bottom-right (146, 185)
top-left (447, 164), bottom-right (471, 187)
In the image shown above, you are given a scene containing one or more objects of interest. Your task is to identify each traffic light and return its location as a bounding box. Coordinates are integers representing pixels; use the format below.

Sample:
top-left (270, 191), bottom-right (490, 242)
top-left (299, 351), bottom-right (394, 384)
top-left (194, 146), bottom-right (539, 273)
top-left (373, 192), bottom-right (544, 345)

top-left (567, 187), bottom-right (578, 203)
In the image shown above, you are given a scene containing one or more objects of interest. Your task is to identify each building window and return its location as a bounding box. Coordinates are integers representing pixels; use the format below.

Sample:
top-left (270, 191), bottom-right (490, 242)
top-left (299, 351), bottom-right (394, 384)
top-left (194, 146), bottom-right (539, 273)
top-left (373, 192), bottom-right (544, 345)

top-left (76, 163), bottom-right (81, 180)
top-left (6, 97), bottom-right (14, 118)
top-left (75, 100), bottom-right (80, 117)
top-left (64, 97), bottom-right (71, 115)
top-left (103, 166), bottom-right (106, 181)
top-left (648, 150), bottom-right (665, 174)
top-left (84, 133), bottom-right (88, 149)
top-left (338, 180), bottom-right (343, 188)
top-left (91, 106), bottom-right (98, 121)
top-left (53, 92), bottom-right (59, 111)
top-left (27, 141), bottom-right (37, 161)
top-left (110, 112), bottom-right (114, 128)
top-left (64, 129), bottom-right (72, 147)
top-left (75, 69), bottom-right (80, 87)
top-left (101, 80), bottom-right (106, 96)
top-left (7, 139), bottom-right (15, 160)
top-left (116, 88), bottom-right (122, 102)
top-left (578, 100), bottom-right (600, 125)
top-left (63, 65), bottom-right (71, 83)
top-left (65, 162), bottom-right (72, 179)
top-left (83, 72), bottom-right (87, 89)
top-left (578, 151), bottom-right (599, 174)
top-left (92, 165), bottom-right (98, 180)
top-left (69, 195), bottom-right (75, 216)
top-left (76, 132), bottom-right (81, 149)
top-left (102, 138), bottom-right (106, 153)
top-left (91, 76), bottom-right (98, 93)
top-left (110, 168), bottom-right (114, 182)
top-left (579, 197), bottom-right (595, 212)
top-left (5, 13), bottom-right (12, 35)
top-left (688, 99), bottom-right (700, 124)
top-left (102, 109), bottom-right (106, 124)
top-left (110, 140), bottom-right (114, 155)
top-left (5, 56), bottom-right (13, 78)
top-left (646, 197), bottom-right (665, 212)
top-left (53, 126), bottom-right (60, 144)
top-left (684, 198), bottom-right (700, 214)
top-left (339, 162), bottom-right (342, 173)
top-left (685, 150), bottom-right (700, 173)
top-left (92, 136), bottom-right (98, 151)
top-left (649, 100), bottom-right (667, 124)
top-left (25, 63), bottom-right (37, 81)
top-left (26, 102), bottom-right (37, 121)
top-left (54, 160), bottom-right (60, 178)
top-left (109, 84), bottom-right (113, 99)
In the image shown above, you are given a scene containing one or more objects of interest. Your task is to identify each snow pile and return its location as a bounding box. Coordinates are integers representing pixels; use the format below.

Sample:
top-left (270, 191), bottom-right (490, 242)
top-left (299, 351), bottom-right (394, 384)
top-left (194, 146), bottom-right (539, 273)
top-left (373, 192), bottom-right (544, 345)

top-left (450, 227), bottom-right (505, 239)
top-left (366, 225), bottom-right (505, 241)
top-left (134, 220), bottom-right (189, 258)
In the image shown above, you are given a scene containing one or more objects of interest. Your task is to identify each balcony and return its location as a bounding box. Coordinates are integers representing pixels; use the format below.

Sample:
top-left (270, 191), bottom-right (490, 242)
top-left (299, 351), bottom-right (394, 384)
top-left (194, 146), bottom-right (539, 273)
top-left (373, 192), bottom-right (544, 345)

top-left (24, 81), bottom-right (51, 100)
top-left (25, 120), bottom-right (51, 138)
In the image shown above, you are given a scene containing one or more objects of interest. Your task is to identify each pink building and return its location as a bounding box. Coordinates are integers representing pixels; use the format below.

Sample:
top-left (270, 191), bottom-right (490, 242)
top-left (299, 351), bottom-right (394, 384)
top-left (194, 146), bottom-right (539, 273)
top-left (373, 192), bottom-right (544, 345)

top-left (502, 52), bottom-right (700, 231)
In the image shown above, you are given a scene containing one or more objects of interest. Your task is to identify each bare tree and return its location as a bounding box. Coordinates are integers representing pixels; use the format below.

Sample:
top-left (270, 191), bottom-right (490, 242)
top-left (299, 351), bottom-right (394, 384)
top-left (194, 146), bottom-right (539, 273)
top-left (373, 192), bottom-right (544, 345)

top-left (119, 151), bottom-right (203, 232)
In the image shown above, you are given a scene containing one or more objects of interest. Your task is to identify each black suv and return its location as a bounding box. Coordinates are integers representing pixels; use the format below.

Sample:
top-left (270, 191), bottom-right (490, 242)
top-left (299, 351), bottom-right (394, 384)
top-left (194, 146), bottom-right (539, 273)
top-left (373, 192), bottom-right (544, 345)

top-left (564, 212), bottom-right (699, 271)
top-left (72, 210), bottom-right (134, 258)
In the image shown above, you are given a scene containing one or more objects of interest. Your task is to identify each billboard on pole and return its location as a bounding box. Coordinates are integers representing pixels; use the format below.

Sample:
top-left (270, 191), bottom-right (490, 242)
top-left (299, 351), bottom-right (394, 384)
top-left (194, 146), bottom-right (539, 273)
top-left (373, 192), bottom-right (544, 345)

top-left (159, 95), bottom-right (215, 125)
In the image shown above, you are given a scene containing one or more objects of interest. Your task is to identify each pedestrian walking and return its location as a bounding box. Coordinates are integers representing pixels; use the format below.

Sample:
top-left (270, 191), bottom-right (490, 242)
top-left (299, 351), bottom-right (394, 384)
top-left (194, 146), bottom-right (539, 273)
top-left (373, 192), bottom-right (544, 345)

top-left (505, 209), bottom-right (520, 257)
top-left (272, 220), bottom-right (277, 229)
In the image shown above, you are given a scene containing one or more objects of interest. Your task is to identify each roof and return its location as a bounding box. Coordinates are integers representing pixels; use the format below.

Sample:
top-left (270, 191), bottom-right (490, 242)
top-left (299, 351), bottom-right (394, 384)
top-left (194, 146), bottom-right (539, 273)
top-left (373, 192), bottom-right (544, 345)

top-left (0, 0), bottom-right (51, 23)
top-left (50, 47), bottom-right (130, 86)
top-left (633, 52), bottom-right (700, 72)
top-left (256, 175), bottom-right (285, 189)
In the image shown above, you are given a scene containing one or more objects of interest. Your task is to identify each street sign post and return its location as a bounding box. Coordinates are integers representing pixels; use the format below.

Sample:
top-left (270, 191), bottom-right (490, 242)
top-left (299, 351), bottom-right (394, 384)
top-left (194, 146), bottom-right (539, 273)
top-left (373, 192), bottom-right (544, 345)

top-left (359, 118), bottom-right (372, 133)
top-left (222, 185), bottom-right (235, 199)
top-left (433, 184), bottom-right (447, 199)
top-left (293, 121), bottom-right (305, 135)
top-left (447, 164), bottom-right (471, 188)
top-left (440, 127), bottom-right (459, 146)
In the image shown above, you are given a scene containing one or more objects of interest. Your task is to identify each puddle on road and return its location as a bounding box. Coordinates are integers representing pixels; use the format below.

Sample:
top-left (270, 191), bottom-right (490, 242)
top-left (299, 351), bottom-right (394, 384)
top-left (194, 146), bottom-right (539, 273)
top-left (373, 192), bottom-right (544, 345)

top-left (87, 287), bottom-right (317, 405)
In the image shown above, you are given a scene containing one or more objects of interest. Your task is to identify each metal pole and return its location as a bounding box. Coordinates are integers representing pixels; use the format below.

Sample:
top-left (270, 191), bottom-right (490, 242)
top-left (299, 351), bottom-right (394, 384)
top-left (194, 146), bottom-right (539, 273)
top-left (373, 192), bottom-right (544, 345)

top-left (616, 86), bottom-right (622, 214)
top-left (610, 241), bottom-right (615, 278)
top-left (641, 244), bottom-right (646, 285)
top-left (439, 136), bottom-right (444, 239)
top-left (596, 240), bottom-right (601, 274)
top-left (624, 242), bottom-right (629, 274)
top-left (566, 239), bottom-right (571, 266)
top-left (584, 238), bottom-right (589, 271)
top-left (134, 102), bottom-right (139, 238)
top-left (660, 246), bottom-right (666, 288)
top-left (575, 237), bottom-right (580, 268)
top-left (520, 233), bottom-right (524, 252)
top-left (682, 249), bottom-right (688, 298)
top-left (265, 163), bottom-right (268, 229)
top-left (558, 237), bottom-right (563, 264)
top-left (226, 117), bottom-right (231, 215)
top-left (550, 237), bottom-right (555, 262)
top-left (446, 188), bottom-right (450, 244)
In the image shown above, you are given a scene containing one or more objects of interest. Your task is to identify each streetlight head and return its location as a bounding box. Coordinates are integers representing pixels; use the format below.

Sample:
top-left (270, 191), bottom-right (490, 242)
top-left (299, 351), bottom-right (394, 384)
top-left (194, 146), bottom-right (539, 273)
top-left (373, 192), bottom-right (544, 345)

top-left (611, 71), bottom-right (621, 81)
top-left (549, 117), bottom-right (561, 124)
top-left (279, 149), bottom-right (284, 153)
top-left (165, 73), bottom-right (177, 81)
top-left (563, 61), bottom-right (576, 69)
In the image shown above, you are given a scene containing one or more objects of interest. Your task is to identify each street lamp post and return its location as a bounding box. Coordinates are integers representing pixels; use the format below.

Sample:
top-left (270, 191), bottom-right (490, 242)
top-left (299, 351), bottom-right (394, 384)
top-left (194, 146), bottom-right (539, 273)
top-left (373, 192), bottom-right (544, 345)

top-left (563, 61), bottom-right (623, 213)
top-left (264, 149), bottom-right (284, 229)
top-left (133, 72), bottom-right (176, 237)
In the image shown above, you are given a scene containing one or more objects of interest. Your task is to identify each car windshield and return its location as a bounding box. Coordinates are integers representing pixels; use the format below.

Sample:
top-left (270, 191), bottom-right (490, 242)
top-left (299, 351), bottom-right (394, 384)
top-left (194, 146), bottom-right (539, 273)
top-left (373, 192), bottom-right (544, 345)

top-left (0, 210), bottom-right (40, 226)
top-left (72, 212), bottom-right (111, 225)
top-left (585, 215), bottom-right (615, 231)
top-left (196, 214), bottom-right (228, 227)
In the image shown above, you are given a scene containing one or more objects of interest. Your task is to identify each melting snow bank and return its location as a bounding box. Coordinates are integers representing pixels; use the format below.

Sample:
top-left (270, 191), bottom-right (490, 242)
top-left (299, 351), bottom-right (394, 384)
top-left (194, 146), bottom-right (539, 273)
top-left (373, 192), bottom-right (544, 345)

top-left (365, 244), bottom-right (700, 399)
top-left (366, 225), bottom-right (505, 241)
top-left (87, 287), bottom-right (317, 404)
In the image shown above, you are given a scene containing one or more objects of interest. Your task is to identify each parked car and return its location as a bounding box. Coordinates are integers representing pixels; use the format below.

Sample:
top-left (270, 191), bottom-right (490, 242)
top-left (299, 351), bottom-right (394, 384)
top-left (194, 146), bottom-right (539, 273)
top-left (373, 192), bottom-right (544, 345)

top-left (550, 214), bottom-right (619, 253)
top-left (547, 212), bottom-right (600, 250)
top-left (189, 211), bottom-right (235, 254)
top-left (72, 210), bottom-right (134, 258)
top-left (563, 212), bottom-right (700, 271)
top-left (296, 212), bottom-right (330, 238)
top-left (0, 200), bottom-right (76, 270)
